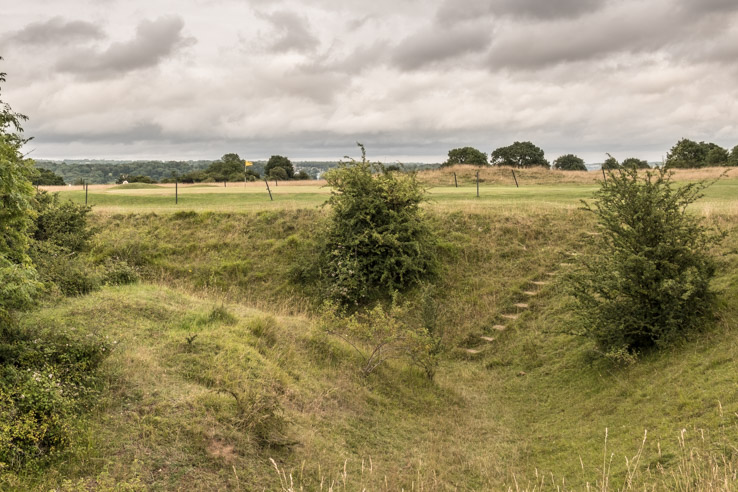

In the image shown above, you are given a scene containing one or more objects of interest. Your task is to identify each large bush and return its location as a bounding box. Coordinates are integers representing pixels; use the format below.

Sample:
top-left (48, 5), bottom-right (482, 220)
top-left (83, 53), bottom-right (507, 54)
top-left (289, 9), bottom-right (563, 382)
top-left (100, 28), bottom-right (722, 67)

top-left (317, 145), bottom-right (438, 305)
top-left (1, 60), bottom-right (110, 472)
top-left (569, 166), bottom-right (720, 357)
top-left (0, 59), bottom-right (39, 325)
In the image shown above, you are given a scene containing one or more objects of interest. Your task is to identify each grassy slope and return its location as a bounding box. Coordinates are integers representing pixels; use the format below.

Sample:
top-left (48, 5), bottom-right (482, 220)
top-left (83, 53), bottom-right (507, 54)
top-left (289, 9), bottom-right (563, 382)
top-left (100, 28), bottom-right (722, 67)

top-left (11, 171), bottom-right (738, 490)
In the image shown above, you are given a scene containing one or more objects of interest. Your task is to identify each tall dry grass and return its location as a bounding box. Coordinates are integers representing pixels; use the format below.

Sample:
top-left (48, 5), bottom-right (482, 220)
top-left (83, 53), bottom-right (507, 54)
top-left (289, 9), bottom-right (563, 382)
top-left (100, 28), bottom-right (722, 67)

top-left (270, 428), bottom-right (738, 491)
top-left (416, 165), bottom-right (738, 187)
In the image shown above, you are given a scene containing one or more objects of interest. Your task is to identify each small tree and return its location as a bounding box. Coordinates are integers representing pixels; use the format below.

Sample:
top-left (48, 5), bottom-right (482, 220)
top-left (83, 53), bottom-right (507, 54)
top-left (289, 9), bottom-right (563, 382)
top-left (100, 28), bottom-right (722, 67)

top-left (442, 147), bottom-right (488, 166)
top-left (665, 138), bottom-right (704, 168)
top-left (207, 153), bottom-right (246, 182)
top-left (491, 141), bottom-right (549, 168)
top-left (32, 168), bottom-right (65, 186)
top-left (265, 155), bottom-right (294, 179)
top-left (621, 157), bottom-right (650, 169)
top-left (601, 153), bottom-right (620, 170)
top-left (553, 154), bottom-right (587, 171)
top-left (569, 166), bottom-right (720, 358)
top-left (318, 144), bottom-right (437, 305)
top-left (268, 166), bottom-right (288, 181)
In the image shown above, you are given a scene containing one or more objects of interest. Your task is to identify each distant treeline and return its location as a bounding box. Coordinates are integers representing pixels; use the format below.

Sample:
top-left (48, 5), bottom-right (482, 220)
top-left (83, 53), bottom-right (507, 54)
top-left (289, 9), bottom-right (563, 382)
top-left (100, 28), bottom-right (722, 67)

top-left (34, 158), bottom-right (440, 184)
top-left (36, 160), bottom-right (214, 185)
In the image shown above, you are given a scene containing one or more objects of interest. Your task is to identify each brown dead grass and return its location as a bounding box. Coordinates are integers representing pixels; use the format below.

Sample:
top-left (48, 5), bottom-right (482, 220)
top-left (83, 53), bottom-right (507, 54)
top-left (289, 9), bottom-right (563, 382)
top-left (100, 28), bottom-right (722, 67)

top-left (416, 164), bottom-right (738, 187)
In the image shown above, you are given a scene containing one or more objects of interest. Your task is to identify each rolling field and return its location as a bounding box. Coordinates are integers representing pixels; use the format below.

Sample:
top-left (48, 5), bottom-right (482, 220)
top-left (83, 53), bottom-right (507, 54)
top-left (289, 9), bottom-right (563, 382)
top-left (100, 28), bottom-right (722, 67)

top-left (11, 166), bottom-right (738, 490)
top-left (47, 167), bottom-right (738, 214)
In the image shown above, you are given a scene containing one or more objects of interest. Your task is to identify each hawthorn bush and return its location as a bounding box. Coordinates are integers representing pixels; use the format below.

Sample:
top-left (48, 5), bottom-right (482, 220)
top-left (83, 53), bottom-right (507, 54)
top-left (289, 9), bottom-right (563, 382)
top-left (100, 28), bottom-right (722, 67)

top-left (317, 145), bottom-right (438, 305)
top-left (569, 166), bottom-right (720, 358)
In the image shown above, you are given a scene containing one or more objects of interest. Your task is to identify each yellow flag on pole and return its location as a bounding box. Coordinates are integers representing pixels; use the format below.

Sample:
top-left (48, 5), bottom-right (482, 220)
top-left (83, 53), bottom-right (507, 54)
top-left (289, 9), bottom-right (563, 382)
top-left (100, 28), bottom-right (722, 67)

top-left (244, 160), bottom-right (253, 167)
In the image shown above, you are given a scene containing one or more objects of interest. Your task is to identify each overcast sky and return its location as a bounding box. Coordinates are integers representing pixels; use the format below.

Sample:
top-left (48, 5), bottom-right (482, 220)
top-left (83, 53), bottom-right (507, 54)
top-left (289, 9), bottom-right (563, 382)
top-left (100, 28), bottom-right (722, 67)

top-left (2, 0), bottom-right (737, 163)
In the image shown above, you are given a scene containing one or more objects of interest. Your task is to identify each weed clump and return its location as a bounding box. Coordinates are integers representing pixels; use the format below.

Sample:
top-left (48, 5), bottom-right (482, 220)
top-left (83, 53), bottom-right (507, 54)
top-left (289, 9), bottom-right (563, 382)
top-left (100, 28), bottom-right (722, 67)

top-left (569, 166), bottom-right (721, 358)
top-left (320, 291), bottom-right (443, 379)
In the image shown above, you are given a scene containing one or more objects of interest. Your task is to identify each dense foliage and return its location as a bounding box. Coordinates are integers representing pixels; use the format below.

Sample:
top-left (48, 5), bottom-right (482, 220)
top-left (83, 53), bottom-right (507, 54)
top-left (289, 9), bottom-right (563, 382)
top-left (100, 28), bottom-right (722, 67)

top-left (31, 168), bottom-right (65, 186)
top-left (621, 157), bottom-right (650, 169)
top-left (442, 147), bottom-right (488, 166)
top-left (665, 138), bottom-right (735, 168)
top-left (553, 154), bottom-right (586, 171)
top-left (115, 174), bottom-right (156, 184)
top-left (0, 324), bottom-right (109, 470)
top-left (569, 166), bottom-right (720, 358)
top-left (316, 145), bottom-right (438, 305)
top-left (1, 62), bottom-right (113, 471)
top-left (601, 153), bottom-right (620, 170)
top-left (265, 155), bottom-right (295, 179)
top-left (37, 159), bottom-right (213, 184)
top-left (0, 59), bottom-right (39, 325)
top-left (491, 141), bottom-right (549, 168)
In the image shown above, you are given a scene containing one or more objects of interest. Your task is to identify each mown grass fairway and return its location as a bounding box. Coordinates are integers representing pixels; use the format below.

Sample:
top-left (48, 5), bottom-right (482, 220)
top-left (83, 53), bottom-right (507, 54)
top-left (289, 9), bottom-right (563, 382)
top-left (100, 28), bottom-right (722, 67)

top-left (10, 166), bottom-right (738, 490)
top-left (51, 171), bottom-right (738, 215)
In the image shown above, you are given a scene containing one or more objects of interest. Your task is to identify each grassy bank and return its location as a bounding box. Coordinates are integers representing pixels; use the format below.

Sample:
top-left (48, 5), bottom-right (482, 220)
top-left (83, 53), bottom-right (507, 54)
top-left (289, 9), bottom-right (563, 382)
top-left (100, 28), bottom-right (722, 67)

top-left (4, 203), bottom-right (738, 490)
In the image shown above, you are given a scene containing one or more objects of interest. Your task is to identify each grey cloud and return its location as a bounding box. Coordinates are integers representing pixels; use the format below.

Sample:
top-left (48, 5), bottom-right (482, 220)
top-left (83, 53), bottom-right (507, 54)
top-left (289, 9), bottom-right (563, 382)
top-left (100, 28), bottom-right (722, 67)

top-left (262, 11), bottom-right (319, 53)
top-left (298, 41), bottom-right (389, 76)
top-left (677, 0), bottom-right (738, 14)
top-left (38, 121), bottom-right (165, 144)
top-left (56, 16), bottom-right (192, 78)
top-left (437, 0), bottom-right (606, 23)
top-left (11, 17), bottom-right (104, 45)
top-left (253, 70), bottom-right (345, 104)
top-left (392, 24), bottom-right (492, 70)
top-left (486, 5), bottom-right (683, 70)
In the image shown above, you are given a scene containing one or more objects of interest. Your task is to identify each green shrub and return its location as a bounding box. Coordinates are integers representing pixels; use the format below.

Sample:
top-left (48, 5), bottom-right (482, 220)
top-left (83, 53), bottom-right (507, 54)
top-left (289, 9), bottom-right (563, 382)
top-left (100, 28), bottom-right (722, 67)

top-left (1, 63), bottom-right (39, 321)
top-left (568, 166), bottom-right (721, 357)
top-left (100, 258), bottom-right (139, 286)
top-left (0, 325), bottom-right (109, 469)
top-left (320, 295), bottom-right (443, 378)
top-left (316, 145), bottom-right (438, 305)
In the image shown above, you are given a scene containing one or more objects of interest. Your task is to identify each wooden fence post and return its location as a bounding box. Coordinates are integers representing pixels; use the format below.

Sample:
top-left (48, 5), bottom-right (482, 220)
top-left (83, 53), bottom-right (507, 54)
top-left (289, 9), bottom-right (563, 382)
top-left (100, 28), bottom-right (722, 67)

top-left (265, 178), bottom-right (273, 201)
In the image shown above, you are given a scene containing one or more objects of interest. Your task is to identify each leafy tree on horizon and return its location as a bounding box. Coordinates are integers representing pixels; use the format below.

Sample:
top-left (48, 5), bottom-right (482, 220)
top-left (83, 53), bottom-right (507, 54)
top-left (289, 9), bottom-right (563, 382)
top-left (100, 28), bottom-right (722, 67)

top-left (32, 167), bottom-right (65, 185)
top-left (705, 146), bottom-right (730, 167)
top-left (491, 141), bottom-right (549, 168)
top-left (207, 153), bottom-right (247, 182)
top-left (553, 154), bottom-right (586, 171)
top-left (442, 147), bottom-right (488, 166)
top-left (601, 153), bottom-right (620, 170)
top-left (265, 155), bottom-right (294, 179)
top-left (665, 138), bottom-right (731, 168)
top-left (621, 157), bottom-right (650, 169)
